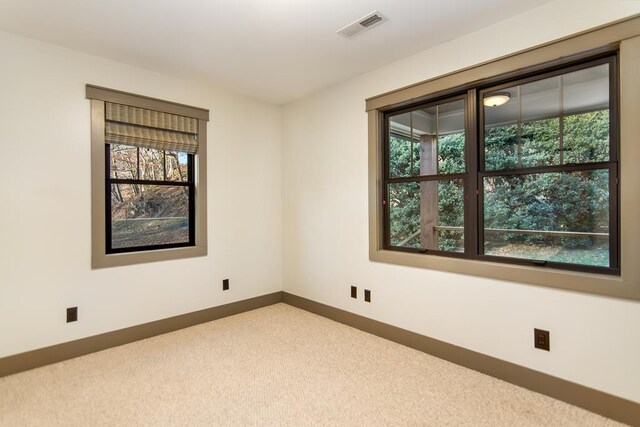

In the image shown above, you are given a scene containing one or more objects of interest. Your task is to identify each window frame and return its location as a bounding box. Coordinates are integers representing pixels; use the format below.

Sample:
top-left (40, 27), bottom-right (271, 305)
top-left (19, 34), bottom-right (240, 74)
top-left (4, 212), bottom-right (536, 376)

top-left (105, 146), bottom-right (196, 254)
top-left (87, 86), bottom-right (209, 268)
top-left (478, 56), bottom-right (618, 275)
top-left (382, 56), bottom-right (619, 275)
top-left (382, 93), bottom-right (469, 258)
top-left (367, 16), bottom-right (640, 300)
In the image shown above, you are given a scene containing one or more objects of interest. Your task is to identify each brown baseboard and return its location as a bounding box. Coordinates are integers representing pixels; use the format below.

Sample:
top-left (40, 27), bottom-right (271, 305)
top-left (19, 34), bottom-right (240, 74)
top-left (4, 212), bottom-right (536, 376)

top-left (282, 292), bottom-right (639, 426)
top-left (0, 291), bottom-right (283, 378)
top-left (3, 290), bottom-right (637, 425)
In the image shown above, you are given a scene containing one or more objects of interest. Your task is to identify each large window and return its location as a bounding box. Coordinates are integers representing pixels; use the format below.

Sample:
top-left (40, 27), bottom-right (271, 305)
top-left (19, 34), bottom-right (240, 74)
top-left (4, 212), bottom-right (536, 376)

top-left (87, 86), bottom-right (209, 268)
top-left (382, 56), bottom-right (618, 275)
top-left (369, 21), bottom-right (640, 299)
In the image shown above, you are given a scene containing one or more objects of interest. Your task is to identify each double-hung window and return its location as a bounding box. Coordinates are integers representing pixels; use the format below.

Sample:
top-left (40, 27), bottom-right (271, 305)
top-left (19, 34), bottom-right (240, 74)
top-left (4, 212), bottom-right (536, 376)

top-left (478, 58), bottom-right (616, 272)
top-left (386, 97), bottom-right (468, 254)
top-left (383, 57), bottom-right (617, 274)
top-left (105, 102), bottom-right (197, 253)
top-left (87, 86), bottom-right (209, 268)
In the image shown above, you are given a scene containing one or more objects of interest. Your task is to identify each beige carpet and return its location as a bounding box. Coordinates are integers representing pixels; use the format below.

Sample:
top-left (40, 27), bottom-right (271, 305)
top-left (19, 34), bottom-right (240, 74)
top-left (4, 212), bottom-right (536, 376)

top-left (0, 303), bottom-right (624, 426)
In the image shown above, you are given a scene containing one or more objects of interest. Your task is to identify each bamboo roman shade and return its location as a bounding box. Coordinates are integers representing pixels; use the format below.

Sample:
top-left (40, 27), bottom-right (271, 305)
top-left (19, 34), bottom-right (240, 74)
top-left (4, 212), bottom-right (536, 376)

top-left (105, 102), bottom-right (199, 154)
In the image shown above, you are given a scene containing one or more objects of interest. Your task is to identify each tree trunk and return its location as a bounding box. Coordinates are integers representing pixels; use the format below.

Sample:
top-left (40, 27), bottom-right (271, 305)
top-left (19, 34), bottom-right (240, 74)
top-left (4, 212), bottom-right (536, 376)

top-left (112, 171), bottom-right (123, 203)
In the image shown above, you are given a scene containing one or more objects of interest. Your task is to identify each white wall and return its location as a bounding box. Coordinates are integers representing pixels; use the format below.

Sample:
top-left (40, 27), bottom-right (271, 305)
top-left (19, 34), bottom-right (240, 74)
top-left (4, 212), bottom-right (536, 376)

top-left (0, 31), bottom-right (282, 358)
top-left (282, 1), bottom-right (640, 403)
top-left (2, 0), bottom-right (639, 406)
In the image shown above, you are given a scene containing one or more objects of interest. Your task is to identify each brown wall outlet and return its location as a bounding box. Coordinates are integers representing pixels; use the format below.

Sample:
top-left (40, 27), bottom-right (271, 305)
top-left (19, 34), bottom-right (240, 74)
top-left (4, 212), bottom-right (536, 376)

top-left (534, 328), bottom-right (550, 351)
top-left (66, 307), bottom-right (78, 323)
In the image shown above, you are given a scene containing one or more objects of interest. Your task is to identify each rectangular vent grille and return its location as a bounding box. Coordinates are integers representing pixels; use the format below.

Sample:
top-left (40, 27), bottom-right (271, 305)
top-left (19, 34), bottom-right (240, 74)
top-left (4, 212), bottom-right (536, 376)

top-left (360, 14), bottom-right (382, 28)
top-left (337, 11), bottom-right (387, 39)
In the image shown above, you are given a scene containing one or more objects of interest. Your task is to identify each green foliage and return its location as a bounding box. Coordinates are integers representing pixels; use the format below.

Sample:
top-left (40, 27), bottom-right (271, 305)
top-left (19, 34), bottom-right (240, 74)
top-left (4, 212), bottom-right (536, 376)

top-left (483, 170), bottom-right (609, 250)
top-left (485, 124), bottom-right (518, 170)
top-left (387, 110), bottom-right (611, 265)
top-left (388, 136), bottom-right (419, 178)
top-left (563, 110), bottom-right (609, 164)
top-left (388, 133), bottom-right (465, 251)
top-left (388, 181), bottom-right (420, 248)
top-left (438, 133), bottom-right (466, 174)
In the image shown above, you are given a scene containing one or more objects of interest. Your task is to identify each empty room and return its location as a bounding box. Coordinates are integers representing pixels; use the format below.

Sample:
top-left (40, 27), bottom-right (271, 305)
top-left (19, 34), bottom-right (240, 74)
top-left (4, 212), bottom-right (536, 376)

top-left (1, 0), bottom-right (639, 425)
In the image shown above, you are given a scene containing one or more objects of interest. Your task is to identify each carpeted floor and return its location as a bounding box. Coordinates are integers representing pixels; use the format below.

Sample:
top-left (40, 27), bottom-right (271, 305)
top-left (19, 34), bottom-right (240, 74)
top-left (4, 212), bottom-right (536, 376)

top-left (0, 303), bottom-right (625, 426)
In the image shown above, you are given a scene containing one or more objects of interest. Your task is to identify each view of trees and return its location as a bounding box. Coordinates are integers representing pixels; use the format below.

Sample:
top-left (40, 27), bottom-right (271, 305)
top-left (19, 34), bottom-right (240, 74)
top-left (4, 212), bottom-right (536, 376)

top-left (388, 132), bottom-right (465, 252)
top-left (109, 145), bottom-right (191, 250)
top-left (387, 109), bottom-right (610, 267)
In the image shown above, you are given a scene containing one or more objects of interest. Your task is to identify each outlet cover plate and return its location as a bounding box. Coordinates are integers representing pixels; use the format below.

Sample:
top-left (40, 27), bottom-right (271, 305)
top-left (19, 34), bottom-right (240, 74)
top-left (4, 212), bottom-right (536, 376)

top-left (534, 328), bottom-right (550, 351)
top-left (66, 307), bottom-right (78, 323)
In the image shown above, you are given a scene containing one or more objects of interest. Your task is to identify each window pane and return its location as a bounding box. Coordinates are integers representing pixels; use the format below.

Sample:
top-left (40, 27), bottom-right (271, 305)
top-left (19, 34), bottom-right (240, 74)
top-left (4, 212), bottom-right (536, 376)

top-left (563, 109), bottom-right (609, 164)
top-left (483, 170), bottom-right (609, 267)
top-left (437, 132), bottom-right (465, 174)
top-left (485, 123), bottom-right (519, 171)
top-left (139, 148), bottom-right (165, 181)
top-left (389, 99), bottom-right (465, 177)
top-left (520, 118), bottom-right (560, 167)
top-left (484, 63), bottom-right (609, 170)
top-left (563, 64), bottom-right (610, 164)
top-left (110, 144), bottom-right (137, 179)
top-left (165, 151), bottom-right (189, 182)
top-left (388, 132), bottom-right (419, 178)
top-left (388, 179), bottom-right (464, 252)
top-left (520, 76), bottom-right (561, 168)
top-left (111, 184), bottom-right (190, 249)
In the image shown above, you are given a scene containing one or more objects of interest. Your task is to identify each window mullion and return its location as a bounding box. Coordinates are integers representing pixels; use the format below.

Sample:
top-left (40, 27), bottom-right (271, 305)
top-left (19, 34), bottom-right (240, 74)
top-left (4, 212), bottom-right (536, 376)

top-left (609, 162), bottom-right (619, 269)
top-left (480, 161), bottom-right (614, 178)
top-left (559, 75), bottom-right (565, 165)
top-left (386, 173), bottom-right (467, 184)
top-left (105, 144), bottom-right (113, 253)
top-left (466, 89), bottom-right (479, 259)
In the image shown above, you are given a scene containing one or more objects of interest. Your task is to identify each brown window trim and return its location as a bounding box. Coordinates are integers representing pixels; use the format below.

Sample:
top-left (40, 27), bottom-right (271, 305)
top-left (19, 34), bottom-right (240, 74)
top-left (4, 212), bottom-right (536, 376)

top-left (87, 86), bottom-right (209, 268)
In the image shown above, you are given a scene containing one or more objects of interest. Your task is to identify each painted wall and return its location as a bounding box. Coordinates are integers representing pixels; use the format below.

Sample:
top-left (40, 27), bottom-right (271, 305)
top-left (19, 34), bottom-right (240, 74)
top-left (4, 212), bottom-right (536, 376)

top-left (282, 1), bottom-right (640, 403)
top-left (0, 31), bottom-right (282, 358)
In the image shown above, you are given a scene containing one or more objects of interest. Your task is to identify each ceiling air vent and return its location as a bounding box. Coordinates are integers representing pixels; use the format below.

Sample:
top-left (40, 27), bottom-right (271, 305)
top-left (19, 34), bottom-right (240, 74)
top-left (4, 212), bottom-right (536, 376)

top-left (337, 11), bottom-right (387, 39)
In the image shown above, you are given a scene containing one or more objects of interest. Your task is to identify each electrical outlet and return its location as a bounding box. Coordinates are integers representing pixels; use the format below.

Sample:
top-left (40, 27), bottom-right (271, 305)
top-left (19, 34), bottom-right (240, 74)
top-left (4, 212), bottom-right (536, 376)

top-left (66, 307), bottom-right (78, 323)
top-left (223, 279), bottom-right (230, 291)
top-left (350, 286), bottom-right (357, 299)
top-left (534, 328), bottom-right (550, 351)
top-left (364, 289), bottom-right (371, 303)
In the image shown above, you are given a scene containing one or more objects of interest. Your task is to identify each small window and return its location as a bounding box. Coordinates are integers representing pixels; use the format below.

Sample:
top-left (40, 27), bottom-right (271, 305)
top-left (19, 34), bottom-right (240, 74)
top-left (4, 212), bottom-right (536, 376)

top-left (107, 145), bottom-right (193, 252)
top-left (87, 86), bottom-right (209, 268)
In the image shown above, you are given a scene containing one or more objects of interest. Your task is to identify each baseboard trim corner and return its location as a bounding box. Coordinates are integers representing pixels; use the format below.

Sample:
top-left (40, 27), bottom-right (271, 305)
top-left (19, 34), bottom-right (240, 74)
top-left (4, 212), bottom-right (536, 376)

top-left (3, 290), bottom-right (637, 425)
top-left (0, 291), bottom-right (283, 378)
top-left (282, 292), bottom-right (639, 426)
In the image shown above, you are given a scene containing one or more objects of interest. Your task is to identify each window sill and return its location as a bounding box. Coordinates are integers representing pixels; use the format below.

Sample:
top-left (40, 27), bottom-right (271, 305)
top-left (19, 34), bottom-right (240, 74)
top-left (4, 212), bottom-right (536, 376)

top-left (92, 245), bottom-right (207, 269)
top-left (369, 248), bottom-right (637, 300)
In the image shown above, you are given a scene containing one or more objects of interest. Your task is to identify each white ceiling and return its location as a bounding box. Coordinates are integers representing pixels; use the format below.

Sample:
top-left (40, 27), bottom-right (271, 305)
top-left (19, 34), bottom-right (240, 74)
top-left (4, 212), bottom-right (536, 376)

top-left (0, 0), bottom-right (554, 104)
